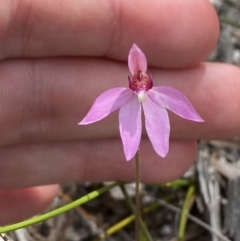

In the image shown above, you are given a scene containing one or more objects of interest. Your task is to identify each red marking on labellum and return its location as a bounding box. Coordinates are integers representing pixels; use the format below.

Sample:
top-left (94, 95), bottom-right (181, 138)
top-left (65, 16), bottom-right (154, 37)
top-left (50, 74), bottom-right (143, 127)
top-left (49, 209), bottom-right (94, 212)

top-left (128, 71), bottom-right (153, 93)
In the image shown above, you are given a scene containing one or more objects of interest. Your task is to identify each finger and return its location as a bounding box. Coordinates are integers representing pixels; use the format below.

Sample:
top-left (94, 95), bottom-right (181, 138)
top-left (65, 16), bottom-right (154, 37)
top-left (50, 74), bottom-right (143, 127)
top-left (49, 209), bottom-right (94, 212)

top-left (1, 0), bottom-right (218, 67)
top-left (0, 185), bottom-right (58, 225)
top-left (0, 139), bottom-right (197, 189)
top-left (0, 59), bottom-right (239, 145)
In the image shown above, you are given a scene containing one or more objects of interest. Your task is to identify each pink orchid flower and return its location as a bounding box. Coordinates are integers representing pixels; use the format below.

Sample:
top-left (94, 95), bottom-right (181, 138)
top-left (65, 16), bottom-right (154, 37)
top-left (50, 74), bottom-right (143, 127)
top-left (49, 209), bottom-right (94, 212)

top-left (79, 44), bottom-right (203, 161)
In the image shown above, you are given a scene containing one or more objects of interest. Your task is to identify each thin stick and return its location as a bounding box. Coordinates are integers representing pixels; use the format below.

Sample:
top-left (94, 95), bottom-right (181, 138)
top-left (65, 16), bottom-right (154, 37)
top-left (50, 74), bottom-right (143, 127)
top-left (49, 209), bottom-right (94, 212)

top-left (0, 234), bottom-right (8, 241)
top-left (135, 150), bottom-right (140, 241)
top-left (157, 199), bottom-right (230, 241)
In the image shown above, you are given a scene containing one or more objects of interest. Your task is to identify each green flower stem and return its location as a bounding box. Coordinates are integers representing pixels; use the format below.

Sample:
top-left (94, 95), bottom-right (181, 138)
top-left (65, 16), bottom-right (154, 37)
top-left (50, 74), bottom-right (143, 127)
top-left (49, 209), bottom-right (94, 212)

top-left (0, 182), bottom-right (120, 234)
top-left (120, 184), bottom-right (154, 241)
top-left (178, 185), bottom-right (196, 241)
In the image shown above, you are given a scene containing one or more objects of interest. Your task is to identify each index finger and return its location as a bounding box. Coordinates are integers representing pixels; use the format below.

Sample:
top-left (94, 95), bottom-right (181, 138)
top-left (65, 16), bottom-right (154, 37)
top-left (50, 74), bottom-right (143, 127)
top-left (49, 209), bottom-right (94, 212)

top-left (1, 0), bottom-right (218, 67)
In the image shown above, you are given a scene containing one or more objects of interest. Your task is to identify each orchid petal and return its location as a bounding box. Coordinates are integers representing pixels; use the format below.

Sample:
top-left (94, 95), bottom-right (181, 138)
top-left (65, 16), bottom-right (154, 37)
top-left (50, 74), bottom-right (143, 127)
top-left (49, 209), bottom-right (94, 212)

top-left (149, 87), bottom-right (204, 121)
top-left (119, 95), bottom-right (142, 161)
top-left (128, 44), bottom-right (147, 75)
top-left (79, 88), bottom-right (133, 125)
top-left (142, 97), bottom-right (170, 158)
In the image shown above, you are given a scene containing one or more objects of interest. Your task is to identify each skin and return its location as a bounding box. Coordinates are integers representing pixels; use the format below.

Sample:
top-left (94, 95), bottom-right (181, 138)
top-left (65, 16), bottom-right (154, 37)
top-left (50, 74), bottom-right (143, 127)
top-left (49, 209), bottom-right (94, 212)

top-left (0, 0), bottom-right (239, 225)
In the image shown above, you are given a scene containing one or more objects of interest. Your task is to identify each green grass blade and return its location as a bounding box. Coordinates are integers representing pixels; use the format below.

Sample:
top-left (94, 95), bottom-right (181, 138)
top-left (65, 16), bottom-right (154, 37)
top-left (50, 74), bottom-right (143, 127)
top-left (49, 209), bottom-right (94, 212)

top-left (0, 182), bottom-right (120, 233)
top-left (94, 201), bottom-right (163, 241)
top-left (178, 185), bottom-right (196, 241)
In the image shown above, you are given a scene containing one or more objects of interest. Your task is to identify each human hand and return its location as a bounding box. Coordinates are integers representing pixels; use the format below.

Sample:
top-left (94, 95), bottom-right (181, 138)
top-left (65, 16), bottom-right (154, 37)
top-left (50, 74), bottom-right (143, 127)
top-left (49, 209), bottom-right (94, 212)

top-left (1, 0), bottom-right (239, 225)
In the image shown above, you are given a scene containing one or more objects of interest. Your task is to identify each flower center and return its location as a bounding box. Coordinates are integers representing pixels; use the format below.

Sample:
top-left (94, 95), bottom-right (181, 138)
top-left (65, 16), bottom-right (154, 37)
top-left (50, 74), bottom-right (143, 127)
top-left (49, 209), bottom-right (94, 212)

top-left (128, 71), bottom-right (153, 102)
top-left (128, 71), bottom-right (153, 92)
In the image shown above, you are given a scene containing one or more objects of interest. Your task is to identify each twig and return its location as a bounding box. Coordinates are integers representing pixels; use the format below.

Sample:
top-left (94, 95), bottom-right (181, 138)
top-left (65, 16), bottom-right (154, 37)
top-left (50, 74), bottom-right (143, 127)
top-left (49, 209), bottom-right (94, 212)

top-left (58, 191), bottom-right (102, 225)
top-left (157, 199), bottom-right (230, 241)
top-left (14, 229), bottom-right (28, 241)
top-left (0, 234), bottom-right (8, 241)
